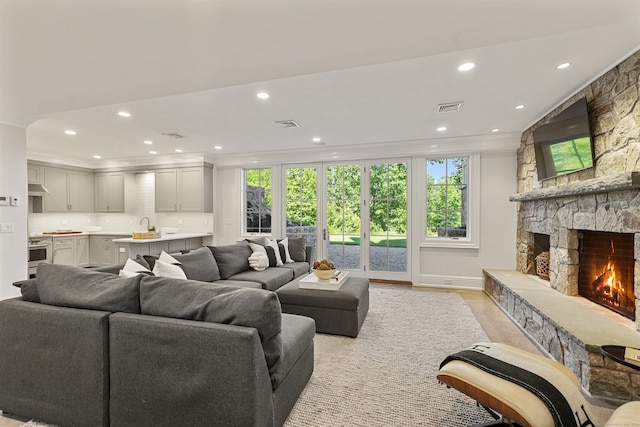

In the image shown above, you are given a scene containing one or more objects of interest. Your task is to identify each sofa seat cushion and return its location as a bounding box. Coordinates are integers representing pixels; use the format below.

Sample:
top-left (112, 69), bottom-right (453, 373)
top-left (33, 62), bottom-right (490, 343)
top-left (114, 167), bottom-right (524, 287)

top-left (272, 313), bottom-right (316, 390)
top-left (277, 262), bottom-right (310, 279)
top-left (229, 267), bottom-right (294, 291)
top-left (213, 279), bottom-right (263, 289)
top-left (209, 242), bottom-right (252, 279)
top-left (139, 276), bottom-right (283, 378)
top-left (36, 263), bottom-right (142, 313)
top-left (172, 246), bottom-right (221, 282)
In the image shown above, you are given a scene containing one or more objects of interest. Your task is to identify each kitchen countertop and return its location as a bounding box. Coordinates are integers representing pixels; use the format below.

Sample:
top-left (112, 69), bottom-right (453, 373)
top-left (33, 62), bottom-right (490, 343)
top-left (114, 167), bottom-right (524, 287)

top-left (112, 232), bottom-right (213, 243)
top-left (30, 231), bottom-right (132, 238)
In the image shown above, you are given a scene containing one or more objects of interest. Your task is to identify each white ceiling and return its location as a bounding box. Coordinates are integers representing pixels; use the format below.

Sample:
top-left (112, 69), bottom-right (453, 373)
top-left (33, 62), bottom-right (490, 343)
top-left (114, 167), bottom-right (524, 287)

top-left (2, 0), bottom-right (640, 168)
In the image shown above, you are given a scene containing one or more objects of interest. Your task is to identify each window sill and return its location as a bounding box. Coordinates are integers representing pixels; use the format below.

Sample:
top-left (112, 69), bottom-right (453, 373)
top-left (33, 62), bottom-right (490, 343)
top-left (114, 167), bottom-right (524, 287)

top-left (420, 239), bottom-right (479, 249)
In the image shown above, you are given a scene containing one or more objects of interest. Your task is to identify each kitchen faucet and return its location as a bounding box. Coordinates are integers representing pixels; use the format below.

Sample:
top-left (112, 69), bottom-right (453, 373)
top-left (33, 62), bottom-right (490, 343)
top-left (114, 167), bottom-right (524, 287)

top-left (140, 216), bottom-right (155, 231)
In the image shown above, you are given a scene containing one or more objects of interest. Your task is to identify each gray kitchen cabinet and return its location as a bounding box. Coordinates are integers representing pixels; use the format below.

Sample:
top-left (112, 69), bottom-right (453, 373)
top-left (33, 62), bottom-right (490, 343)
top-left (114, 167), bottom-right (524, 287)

top-left (95, 173), bottom-right (125, 212)
top-left (90, 235), bottom-right (115, 266)
top-left (76, 235), bottom-right (90, 267)
top-left (43, 167), bottom-right (93, 212)
top-left (155, 166), bottom-right (213, 213)
top-left (52, 237), bottom-right (76, 266)
top-left (27, 165), bottom-right (43, 184)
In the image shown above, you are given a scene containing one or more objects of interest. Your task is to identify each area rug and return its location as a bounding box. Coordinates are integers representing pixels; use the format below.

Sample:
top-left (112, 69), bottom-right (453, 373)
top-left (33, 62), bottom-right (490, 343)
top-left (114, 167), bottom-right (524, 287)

top-left (21, 287), bottom-right (493, 427)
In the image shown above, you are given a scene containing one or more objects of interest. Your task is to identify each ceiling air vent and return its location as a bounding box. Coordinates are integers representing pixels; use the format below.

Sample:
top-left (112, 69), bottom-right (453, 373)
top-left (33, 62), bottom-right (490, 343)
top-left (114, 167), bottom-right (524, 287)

top-left (161, 132), bottom-right (186, 139)
top-left (275, 120), bottom-right (300, 128)
top-left (436, 102), bottom-right (463, 113)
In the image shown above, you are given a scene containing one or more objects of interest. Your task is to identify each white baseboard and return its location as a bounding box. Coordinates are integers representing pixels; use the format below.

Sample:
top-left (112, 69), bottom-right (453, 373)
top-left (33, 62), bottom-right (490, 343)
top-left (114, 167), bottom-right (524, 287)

top-left (415, 274), bottom-right (483, 290)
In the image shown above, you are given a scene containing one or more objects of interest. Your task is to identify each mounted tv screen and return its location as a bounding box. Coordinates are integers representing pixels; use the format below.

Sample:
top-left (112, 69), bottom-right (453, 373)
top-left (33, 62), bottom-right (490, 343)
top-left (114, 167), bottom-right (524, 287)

top-left (533, 97), bottom-right (594, 181)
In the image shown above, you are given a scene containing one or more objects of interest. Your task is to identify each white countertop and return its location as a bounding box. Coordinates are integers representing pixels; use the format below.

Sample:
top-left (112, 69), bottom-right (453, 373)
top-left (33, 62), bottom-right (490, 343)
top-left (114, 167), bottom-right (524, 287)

top-left (112, 232), bottom-right (213, 243)
top-left (31, 231), bottom-right (132, 238)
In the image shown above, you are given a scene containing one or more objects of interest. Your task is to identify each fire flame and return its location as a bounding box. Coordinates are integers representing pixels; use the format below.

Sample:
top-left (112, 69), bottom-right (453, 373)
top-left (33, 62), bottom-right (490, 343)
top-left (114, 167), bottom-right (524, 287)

top-left (592, 240), bottom-right (625, 307)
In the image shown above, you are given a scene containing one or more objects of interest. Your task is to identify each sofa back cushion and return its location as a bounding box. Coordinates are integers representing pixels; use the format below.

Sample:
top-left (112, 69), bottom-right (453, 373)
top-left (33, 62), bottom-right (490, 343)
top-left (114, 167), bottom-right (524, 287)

top-left (139, 276), bottom-right (282, 377)
top-left (209, 242), bottom-right (252, 279)
top-left (12, 278), bottom-right (40, 302)
top-left (36, 263), bottom-right (142, 313)
top-left (286, 237), bottom-right (307, 262)
top-left (171, 246), bottom-right (221, 282)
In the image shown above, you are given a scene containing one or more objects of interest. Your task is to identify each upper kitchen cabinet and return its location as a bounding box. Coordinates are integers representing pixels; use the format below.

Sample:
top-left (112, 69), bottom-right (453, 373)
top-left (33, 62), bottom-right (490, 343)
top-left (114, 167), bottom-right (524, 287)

top-left (27, 165), bottom-right (43, 184)
top-left (155, 166), bottom-right (213, 213)
top-left (95, 172), bottom-right (135, 213)
top-left (43, 167), bottom-right (93, 212)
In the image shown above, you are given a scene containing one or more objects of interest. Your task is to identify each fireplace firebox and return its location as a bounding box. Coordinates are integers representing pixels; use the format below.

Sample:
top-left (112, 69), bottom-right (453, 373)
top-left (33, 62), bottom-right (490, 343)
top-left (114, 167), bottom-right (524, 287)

top-left (578, 231), bottom-right (636, 320)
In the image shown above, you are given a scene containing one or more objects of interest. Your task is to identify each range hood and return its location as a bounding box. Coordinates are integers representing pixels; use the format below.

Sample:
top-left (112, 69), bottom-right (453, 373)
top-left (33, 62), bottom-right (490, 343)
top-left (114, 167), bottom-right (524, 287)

top-left (28, 183), bottom-right (49, 196)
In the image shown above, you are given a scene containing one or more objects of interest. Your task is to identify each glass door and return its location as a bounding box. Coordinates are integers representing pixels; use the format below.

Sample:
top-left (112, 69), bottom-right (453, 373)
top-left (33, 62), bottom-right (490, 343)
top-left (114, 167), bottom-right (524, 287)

top-left (325, 163), bottom-right (363, 271)
top-left (368, 161), bottom-right (408, 277)
top-left (284, 165), bottom-right (320, 261)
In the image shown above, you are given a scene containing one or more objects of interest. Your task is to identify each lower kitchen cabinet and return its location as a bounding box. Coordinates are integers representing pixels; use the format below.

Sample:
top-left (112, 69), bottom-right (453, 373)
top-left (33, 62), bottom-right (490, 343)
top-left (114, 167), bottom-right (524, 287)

top-left (52, 237), bottom-right (76, 266)
top-left (76, 235), bottom-right (90, 267)
top-left (90, 235), bottom-right (130, 266)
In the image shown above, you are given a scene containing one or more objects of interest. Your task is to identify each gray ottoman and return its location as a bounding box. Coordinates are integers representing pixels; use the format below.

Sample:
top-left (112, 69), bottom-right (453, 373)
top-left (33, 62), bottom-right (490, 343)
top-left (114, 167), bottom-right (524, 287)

top-left (276, 276), bottom-right (369, 337)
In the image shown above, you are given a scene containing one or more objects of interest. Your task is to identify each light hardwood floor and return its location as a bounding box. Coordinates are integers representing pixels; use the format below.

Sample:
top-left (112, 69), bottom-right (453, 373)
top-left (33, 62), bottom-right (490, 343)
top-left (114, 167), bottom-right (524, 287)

top-left (0, 284), bottom-right (617, 427)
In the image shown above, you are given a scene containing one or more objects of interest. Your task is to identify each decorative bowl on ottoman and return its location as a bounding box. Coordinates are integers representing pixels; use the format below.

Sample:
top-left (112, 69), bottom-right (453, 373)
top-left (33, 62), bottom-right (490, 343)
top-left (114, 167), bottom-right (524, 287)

top-left (313, 268), bottom-right (335, 281)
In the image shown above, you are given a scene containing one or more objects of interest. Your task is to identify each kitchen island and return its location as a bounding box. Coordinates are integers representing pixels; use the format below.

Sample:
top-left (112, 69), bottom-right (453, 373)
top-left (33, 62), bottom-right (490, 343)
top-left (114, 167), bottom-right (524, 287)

top-left (112, 233), bottom-right (214, 258)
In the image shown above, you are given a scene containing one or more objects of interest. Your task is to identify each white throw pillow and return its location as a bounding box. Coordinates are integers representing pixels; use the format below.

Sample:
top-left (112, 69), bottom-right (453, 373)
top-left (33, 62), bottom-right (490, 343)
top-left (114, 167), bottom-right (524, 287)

top-left (159, 251), bottom-right (181, 265)
top-left (119, 258), bottom-right (151, 277)
top-left (265, 238), bottom-right (283, 266)
top-left (152, 260), bottom-right (187, 279)
top-left (279, 237), bottom-right (294, 263)
top-left (248, 252), bottom-right (269, 271)
top-left (249, 242), bottom-right (268, 256)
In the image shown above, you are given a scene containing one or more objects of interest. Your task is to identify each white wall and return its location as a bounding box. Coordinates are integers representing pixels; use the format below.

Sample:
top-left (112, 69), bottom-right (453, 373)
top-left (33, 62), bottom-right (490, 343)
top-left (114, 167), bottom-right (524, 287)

top-left (0, 124), bottom-right (28, 300)
top-left (417, 150), bottom-right (517, 288)
top-left (214, 149), bottom-right (519, 287)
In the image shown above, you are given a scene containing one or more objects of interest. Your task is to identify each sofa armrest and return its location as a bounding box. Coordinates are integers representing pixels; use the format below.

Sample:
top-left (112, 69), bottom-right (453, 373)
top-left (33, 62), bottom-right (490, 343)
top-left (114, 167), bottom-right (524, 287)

top-left (0, 298), bottom-right (111, 427)
top-left (109, 313), bottom-right (274, 427)
top-left (305, 245), bottom-right (313, 264)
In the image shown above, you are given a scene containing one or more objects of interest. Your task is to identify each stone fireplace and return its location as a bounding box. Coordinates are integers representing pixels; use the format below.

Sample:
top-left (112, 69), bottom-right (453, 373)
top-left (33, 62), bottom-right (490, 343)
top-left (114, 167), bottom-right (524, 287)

top-left (486, 49), bottom-right (640, 401)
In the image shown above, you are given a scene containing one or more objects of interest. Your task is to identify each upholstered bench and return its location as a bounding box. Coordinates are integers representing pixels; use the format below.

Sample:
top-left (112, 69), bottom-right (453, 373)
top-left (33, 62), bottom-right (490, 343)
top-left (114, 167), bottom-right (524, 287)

top-left (276, 276), bottom-right (369, 337)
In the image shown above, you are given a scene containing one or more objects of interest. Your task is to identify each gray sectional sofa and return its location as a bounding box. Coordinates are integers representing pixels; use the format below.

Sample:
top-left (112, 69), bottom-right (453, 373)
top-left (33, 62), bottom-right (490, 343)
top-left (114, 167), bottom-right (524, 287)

top-left (0, 240), bottom-right (315, 427)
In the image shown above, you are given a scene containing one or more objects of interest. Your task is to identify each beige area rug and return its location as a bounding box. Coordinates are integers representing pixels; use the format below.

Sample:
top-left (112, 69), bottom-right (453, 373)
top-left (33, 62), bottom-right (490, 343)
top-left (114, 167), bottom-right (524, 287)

top-left (283, 287), bottom-right (493, 426)
top-left (22, 287), bottom-right (493, 427)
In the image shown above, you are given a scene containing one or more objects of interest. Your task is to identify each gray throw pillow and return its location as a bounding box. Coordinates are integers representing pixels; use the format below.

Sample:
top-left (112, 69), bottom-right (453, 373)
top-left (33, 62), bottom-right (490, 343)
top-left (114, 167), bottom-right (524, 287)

top-left (139, 276), bottom-right (282, 377)
top-left (36, 263), bottom-right (142, 313)
top-left (13, 279), bottom-right (40, 303)
top-left (172, 246), bottom-right (221, 282)
top-left (287, 237), bottom-right (306, 262)
top-left (209, 242), bottom-right (252, 279)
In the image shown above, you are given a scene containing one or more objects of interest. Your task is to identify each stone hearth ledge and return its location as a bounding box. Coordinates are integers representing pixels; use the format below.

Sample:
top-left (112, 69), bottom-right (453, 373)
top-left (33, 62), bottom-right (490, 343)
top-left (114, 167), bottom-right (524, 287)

top-left (510, 172), bottom-right (640, 202)
top-left (484, 268), bottom-right (640, 401)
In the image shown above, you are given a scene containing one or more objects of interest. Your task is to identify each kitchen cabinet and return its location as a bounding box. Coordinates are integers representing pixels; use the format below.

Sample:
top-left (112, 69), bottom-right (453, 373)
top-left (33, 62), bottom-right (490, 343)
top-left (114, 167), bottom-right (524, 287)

top-left (43, 167), bottom-right (93, 212)
top-left (27, 165), bottom-right (43, 184)
top-left (95, 173), bottom-right (125, 212)
top-left (76, 235), bottom-right (90, 267)
top-left (155, 167), bottom-right (213, 213)
top-left (90, 235), bottom-right (130, 266)
top-left (52, 237), bottom-right (76, 266)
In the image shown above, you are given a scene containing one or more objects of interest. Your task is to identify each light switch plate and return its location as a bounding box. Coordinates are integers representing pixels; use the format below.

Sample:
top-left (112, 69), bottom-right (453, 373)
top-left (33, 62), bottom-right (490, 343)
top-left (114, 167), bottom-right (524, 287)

top-left (10, 196), bottom-right (19, 206)
top-left (0, 196), bottom-right (7, 206)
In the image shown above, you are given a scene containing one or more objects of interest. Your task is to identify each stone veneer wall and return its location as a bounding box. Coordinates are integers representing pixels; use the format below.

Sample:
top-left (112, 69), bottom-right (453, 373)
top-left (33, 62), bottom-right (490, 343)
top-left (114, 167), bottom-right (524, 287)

top-left (515, 49), bottom-right (640, 300)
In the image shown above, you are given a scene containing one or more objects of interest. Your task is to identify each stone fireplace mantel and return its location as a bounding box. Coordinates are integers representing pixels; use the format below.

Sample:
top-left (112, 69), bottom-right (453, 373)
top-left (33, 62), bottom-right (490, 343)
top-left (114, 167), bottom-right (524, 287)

top-left (510, 172), bottom-right (640, 202)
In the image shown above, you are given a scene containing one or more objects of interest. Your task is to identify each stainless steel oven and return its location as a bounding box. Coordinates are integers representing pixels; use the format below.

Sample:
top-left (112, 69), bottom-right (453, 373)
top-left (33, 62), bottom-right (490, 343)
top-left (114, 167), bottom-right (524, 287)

top-left (28, 238), bottom-right (52, 277)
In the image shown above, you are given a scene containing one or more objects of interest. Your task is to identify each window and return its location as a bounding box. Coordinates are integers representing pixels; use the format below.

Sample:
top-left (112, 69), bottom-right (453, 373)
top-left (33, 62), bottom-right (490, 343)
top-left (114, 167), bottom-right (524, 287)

top-left (244, 168), bottom-right (272, 234)
top-left (426, 157), bottom-right (470, 241)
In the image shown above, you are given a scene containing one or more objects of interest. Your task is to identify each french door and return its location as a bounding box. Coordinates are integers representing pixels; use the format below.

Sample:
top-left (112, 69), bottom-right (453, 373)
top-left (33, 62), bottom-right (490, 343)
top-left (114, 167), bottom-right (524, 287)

top-left (284, 159), bottom-right (409, 281)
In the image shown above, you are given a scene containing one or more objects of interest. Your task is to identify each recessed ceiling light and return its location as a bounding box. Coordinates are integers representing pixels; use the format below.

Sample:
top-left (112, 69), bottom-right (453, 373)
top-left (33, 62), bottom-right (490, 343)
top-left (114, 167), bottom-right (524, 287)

top-left (149, 151), bottom-right (157, 155)
top-left (144, 140), bottom-right (153, 145)
top-left (214, 146), bottom-right (222, 150)
top-left (93, 155), bottom-right (101, 159)
top-left (118, 111), bottom-right (131, 117)
top-left (515, 104), bottom-right (526, 110)
top-left (175, 149), bottom-right (183, 153)
top-left (65, 130), bottom-right (76, 135)
top-left (431, 144), bottom-right (439, 148)
top-left (437, 126), bottom-right (447, 132)
top-left (556, 62), bottom-right (571, 70)
top-left (256, 92), bottom-right (270, 99)
top-left (457, 62), bottom-right (475, 72)
top-left (312, 137), bottom-right (321, 142)
top-left (492, 128), bottom-right (500, 132)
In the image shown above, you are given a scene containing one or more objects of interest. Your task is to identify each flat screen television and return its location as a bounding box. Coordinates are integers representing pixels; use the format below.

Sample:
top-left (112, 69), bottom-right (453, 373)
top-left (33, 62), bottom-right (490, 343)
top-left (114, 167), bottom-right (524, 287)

top-left (533, 97), bottom-right (595, 181)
